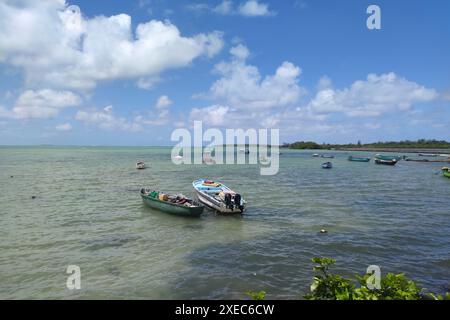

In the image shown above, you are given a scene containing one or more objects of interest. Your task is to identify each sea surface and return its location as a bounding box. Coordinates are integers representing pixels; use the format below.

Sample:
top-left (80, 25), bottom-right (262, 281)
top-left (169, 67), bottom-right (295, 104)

top-left (1, 146), bottom-right (449, 299)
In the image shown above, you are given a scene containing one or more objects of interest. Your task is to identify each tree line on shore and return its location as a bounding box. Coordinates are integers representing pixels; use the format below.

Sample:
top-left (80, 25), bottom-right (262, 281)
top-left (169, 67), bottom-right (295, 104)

top-left (283, 139), bottom-right (450, 150)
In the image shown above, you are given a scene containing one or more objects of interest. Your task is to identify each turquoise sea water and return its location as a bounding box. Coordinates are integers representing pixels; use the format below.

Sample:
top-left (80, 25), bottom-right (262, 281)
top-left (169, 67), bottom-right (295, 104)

top-left (0, 146), bottom-right (449, 299)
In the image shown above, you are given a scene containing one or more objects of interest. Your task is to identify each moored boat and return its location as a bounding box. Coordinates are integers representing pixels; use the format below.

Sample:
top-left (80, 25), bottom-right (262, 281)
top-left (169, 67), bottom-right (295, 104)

top-left (442, 167), bottom-right (450, 178)
top-left (322, 162), bottom-right (332, 169)
top-left (375, 154), bottom-right (399, 161)
top-left (374, 158), bottom-right (398, 166)
top-left (348, 156), bottom-right (370, 162)
top-left (312, 153), bottom-right (320, 157)
top-left (140, 188), bottom-right (204, 217)
top-left (419, 153), bottom-right (439, 157)
top-left (321, 154), bottom-right (335, 159)
top-left (192, 179), bottom-right (246, 214)
top-left (136, 161), bottom-right (146, 169)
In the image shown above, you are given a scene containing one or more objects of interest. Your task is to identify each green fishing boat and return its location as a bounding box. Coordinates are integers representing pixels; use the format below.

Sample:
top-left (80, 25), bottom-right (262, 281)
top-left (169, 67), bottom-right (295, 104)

top-left (443, 167), bottom-right (450, 179)
top-left (140, 188), bottom-right (204, 217)
top-left (348, 156), bottom-right (371, 162)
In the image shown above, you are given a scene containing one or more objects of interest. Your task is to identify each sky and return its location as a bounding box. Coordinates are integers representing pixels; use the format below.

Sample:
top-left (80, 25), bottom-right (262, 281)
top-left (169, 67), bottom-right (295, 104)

top-left (0, 0), bottom-right (449, 145)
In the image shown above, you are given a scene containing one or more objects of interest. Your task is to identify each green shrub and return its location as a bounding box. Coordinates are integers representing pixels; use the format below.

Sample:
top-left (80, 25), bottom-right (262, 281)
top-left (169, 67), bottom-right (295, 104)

top-left (246, 290), bottom-right (266, 300)
top-left (247, 257), bottom-right (449, 300)
top-left (305, 257), bottom-right (423, 300)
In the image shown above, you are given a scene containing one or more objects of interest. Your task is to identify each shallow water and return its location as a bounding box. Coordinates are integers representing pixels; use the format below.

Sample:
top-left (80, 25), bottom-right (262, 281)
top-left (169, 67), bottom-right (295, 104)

top-left (0, 146), bottom-right (449, 299)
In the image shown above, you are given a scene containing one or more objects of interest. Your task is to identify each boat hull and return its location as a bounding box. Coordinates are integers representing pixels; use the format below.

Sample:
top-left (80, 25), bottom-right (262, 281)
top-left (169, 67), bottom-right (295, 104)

top-left (141, 194), bottom-right (204, 217)
top-left (348, 156), bottom-right (370, 162)
top-left (443, 170), bottom-right (450, 179)
top-left (194, 189), bottom-right (245, 214)
top-left (192, 179), bottom-right (245, 214)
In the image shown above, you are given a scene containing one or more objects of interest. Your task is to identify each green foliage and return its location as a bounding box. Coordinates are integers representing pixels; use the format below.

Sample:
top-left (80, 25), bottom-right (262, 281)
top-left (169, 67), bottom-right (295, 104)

top-left (427, 292), bottom-right (450, 300)
top-left (353, 273), bottom-right (421, 300)
top-left (288, 141), bottom-right (324, 150)
top-left (330, 139), bottom-right (450, 149)
top-left (284, 139), bottom-right (450, 150)
top-left (246, 290), bottom-right (266, 300)
top-left (304, 257), bottom-right (355, 300)
top-left (247, 257), bottom-right (449, 300)
top-left (305, 257), bottom-right (424, 300)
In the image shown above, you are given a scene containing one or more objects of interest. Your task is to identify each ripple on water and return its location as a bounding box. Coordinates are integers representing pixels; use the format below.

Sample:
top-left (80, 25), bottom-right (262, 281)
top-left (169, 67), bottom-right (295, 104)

top-left (0, 147), bottom-right (449, 299)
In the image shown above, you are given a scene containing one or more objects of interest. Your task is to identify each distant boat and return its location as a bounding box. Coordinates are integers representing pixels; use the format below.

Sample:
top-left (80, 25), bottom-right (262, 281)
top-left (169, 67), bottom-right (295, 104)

top-left (442, 167), bottom-right (450, 179)
top-left (259, 155), bottom-right (270, 165)
top-left (203, 153), bottom-right (216, 165)
top-left (374, 158), bottom-right (398, 166)
top-left (239, 148), bottom-right (250, 154)
top-left (321, 154), bottom-right (335, 159)
top-left (312, 154), bottom-right (320, 157)
top-left (375, 154), bottom-right (399, 161)
top-left (136, 161), bottom-right (146, 169)
top-left (172, 155), bottom-right (183, 161)
top-left (348, 156), bottom-right (370, 162)
top-left (192, 179), bottom-right (246, 214)
top-left (140, 188), bottom-right (204, 217)
top-left (322, 162), bottom-right (333, 169)
top-left (405, 158), bottom-right (429, 162)
top-left (419, 153), bottom-right (439, 157)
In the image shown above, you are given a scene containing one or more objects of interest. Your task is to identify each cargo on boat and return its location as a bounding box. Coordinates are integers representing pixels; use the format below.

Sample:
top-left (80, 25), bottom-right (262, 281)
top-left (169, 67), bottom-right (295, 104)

top-left (140, 188), bottom-right (204, 217)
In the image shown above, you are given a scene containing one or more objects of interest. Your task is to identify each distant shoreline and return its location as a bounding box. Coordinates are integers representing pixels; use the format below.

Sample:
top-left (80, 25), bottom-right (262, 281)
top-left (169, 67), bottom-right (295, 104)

top-left (334, 147), bottom-right (450, 154)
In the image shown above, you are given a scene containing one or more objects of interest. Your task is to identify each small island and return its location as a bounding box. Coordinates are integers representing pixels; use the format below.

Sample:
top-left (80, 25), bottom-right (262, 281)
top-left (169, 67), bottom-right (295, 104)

top-left (283, 139), bottom-right (450, 154)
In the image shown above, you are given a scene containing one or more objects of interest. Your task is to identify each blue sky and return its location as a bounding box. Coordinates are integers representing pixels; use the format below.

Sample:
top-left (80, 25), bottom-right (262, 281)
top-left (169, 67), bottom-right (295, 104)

top-left (0, 0), bottom-right (449, 145)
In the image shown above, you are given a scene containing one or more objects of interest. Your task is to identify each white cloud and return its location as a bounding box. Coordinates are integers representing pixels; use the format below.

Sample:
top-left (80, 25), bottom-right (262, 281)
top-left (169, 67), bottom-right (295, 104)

top-left (136, 77), bottom-right (161, 90)
top-left (189, 45), bottom-right (440, 135)
top-left (0, 0), bottom-right (224, 91)
top-left (203, 45), bottom-right (304, 110)
top-left (0, 89), bottom-right (82, 119)
top-left (229, 44), bottom-right (250, 60)
top-left (188, 1), bottom-right (275, 17)
top-left (189, 45), bottom-right (305, 128)
top-left (213, 0), bottom-right (234, 15)
top-left (75, 106), bottom-right (142, 132)
top-left (133, 95), bottom-right (173, 126)
top-left (307, 73), bottom-right (438, 117)
top-left (189, 105), bottom-right (230, 126)
top-left (55, 123), bottom-right (72, 131)
top-left (238, 0), bottom-right (274, 16)
top-left (103, 105), bottom-right (113, 112)
top-left (155, 95), bottom-right (173, 109)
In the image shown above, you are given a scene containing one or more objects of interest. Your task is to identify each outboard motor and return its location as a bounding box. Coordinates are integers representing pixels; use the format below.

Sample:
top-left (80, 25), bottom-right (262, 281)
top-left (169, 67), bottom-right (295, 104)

top-left (234, 194), bottom-right (243, 212)
top-left (224, 193), bottom-right (233, 209)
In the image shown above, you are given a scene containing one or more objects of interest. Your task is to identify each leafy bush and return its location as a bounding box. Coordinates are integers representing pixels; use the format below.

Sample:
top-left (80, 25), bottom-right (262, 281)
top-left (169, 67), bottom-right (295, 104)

top-left (305, 257), bottom-right (439, 300)
top-left (246, 290), bottom-right (266, 300)
top-left (247, 257), bottom-right (449, 300)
